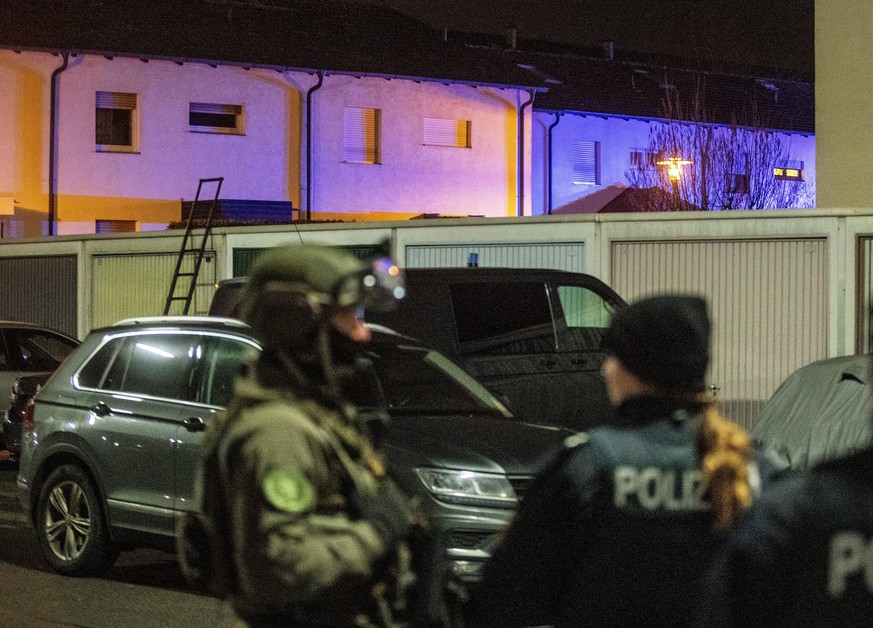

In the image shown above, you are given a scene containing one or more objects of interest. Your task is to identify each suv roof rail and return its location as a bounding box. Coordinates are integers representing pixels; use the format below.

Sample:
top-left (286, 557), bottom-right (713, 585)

top-left (112, 315), bottom-right (249, 328)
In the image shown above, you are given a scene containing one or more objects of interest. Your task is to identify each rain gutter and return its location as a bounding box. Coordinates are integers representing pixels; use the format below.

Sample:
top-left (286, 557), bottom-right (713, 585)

top-left (546, 112), bottom-right (562, 214)
top-left (517, 89), bottom-right (535, 216)
top-left (305, 71), bottom-right (324, 221)
top-left (48, 52), bottom-right (70, 236)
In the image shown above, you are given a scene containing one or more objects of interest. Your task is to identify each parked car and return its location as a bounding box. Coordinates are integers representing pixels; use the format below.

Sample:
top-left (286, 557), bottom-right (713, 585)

top-left (3, 373), bottom-right (51, 460)
top-left (0, 322), bottom-right (78, 412)
top-left (211, 268), bottom-right (626, 431)
top-left (16, 316), bottom-right (571, 579)
top-left (0, 322), bottom-right (79, 458)
top-left (752, 354), bottom-right (873, 471)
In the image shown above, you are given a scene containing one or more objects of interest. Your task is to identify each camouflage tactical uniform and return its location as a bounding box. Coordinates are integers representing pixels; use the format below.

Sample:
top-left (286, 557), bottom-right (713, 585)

top-left (203, 243), bottom-right (412, 628)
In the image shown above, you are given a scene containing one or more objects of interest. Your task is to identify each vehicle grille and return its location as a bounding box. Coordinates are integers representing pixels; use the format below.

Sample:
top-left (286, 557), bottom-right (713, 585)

top-left (447, 529), bottom-right (496, 550)
top-left (508, 475), bottom-right (533, 501)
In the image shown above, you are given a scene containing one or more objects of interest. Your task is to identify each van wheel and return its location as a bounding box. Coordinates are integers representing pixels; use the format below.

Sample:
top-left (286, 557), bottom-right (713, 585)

top-left (36, 464), bottom-right (116, 576)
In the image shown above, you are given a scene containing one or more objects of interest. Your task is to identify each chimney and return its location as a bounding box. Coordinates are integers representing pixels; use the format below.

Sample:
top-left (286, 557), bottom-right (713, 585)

top-left (505, 26), bottom-right (518, 50)
top-left (602, 40), bottom-right (614, 60)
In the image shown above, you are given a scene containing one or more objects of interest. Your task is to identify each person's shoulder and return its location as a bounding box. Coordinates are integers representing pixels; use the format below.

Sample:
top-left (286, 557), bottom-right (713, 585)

top-left (223, 393), bottom-right (319, 446)
top-left (529, 431), bottom-right (595, 478)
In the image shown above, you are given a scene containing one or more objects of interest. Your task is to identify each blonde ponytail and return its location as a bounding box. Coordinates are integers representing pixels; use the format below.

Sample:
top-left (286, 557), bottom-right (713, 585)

top-left (696, 403), bottom-right (754, 531)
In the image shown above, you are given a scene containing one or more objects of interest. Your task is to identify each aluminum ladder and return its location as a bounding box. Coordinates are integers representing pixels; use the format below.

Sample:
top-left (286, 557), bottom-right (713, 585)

top-left (163, 177), bottom-right (224, 315)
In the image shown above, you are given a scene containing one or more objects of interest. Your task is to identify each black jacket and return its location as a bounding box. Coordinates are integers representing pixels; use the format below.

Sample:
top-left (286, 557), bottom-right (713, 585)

top-left (706, 445), bottom-right (873, 627)
top-left (468, 397), bottom-right (727, 627)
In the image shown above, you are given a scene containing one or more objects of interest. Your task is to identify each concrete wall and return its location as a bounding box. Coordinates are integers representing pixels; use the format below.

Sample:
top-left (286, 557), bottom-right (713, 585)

top-left (0, 209), bottom-right (868, 430)
top-left (816, 2), bottom-right (873, 208)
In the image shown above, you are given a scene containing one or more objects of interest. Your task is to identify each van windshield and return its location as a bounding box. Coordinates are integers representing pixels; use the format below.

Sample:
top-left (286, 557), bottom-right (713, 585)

top-left (347, 342), bottom-right (512, 416)
top-left (450, 282), bottom-right (556, 355)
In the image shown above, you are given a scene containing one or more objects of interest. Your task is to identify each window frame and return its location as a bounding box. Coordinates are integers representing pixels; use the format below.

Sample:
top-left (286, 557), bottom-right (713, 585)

top-left (726, 152), bottom-right (751, 194)
top-left (774, 160), bottom-right (805, 181)
top-left (343, 106), bottom-right (381, 164)
top-left (96, 220), bottom-right (137, 234)
top-left (95, 91), bottom-right (140, 153)
top-left (630, 148), bottom-right (659, 169)
top-left (573, 140), bottom-right (601, 185)
top-left (422, 117), bottom-right (471, 148)
top-left (188, 102), bottom-right (245, 135)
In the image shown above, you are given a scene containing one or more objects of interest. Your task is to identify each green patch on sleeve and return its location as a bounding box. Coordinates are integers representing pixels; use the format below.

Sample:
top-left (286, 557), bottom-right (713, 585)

top-left (262, 468), bottom-right (315, 513)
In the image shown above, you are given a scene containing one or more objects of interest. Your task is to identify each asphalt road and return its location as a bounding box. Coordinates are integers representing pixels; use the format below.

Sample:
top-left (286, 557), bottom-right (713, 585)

top-left (0, 462), bottom-right (237, 627)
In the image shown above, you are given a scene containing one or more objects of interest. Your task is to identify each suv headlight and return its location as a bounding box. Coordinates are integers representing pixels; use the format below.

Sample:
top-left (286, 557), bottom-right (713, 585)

top-left (415, 468), bottom-right (517, 509)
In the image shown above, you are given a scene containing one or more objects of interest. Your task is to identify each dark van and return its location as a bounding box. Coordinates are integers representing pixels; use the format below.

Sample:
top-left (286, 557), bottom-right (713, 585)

top-left (210, 268), bottom-right (625, 430)
top-left (368, 268), bottom-right (626, 430)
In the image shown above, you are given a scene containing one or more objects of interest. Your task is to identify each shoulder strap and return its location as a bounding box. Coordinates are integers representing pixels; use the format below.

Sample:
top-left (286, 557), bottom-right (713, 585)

top-left (294, 399), bottom-right (378, 496)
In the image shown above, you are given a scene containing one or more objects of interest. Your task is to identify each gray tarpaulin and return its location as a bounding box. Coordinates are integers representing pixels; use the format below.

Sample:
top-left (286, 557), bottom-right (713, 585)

top-left (752, 354), bottom-right (873, 470)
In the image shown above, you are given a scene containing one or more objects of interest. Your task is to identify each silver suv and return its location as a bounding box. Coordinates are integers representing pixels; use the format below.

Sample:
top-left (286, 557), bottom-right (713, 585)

top-left (17, 316), bottom-right (570, 578)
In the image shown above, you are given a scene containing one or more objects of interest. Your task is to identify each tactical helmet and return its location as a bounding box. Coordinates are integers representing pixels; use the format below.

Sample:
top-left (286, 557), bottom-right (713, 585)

top-left (241, 243), bottom-right (404, 350)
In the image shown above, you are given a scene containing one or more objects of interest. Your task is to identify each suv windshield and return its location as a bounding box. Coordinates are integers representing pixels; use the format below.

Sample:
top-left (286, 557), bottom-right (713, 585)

top-left (348, 342), bottom-right (511, 416)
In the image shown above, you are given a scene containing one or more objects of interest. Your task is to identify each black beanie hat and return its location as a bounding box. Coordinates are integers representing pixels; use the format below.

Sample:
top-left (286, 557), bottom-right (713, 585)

top-left (601, 294), bottom-right (711, 393)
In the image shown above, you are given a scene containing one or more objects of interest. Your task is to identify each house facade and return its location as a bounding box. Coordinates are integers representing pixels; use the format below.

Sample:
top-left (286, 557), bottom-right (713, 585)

top-left (518, 44), bottom-right (816, 215)
top-left (0, 49), bottom-right (533, 237)
top-left (0, 0), bottom-right (815, 237)
top-left (531, 112), bottom-right (816, 214)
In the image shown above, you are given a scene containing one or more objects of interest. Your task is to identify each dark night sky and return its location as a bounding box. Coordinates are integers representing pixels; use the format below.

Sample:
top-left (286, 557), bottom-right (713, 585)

top-left (379, 0), bottom-right (814, 74)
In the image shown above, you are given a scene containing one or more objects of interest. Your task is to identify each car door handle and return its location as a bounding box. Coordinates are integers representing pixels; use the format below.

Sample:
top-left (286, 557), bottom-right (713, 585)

top-left (90, 401), bottom-right (111, 417)
top-left (183, 417), bottom-right (206, 433)
top-left (539, 359), bottom-right (557, 367)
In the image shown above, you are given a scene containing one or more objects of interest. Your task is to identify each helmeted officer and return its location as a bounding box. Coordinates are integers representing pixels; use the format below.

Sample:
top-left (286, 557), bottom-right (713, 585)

top-left (702, 343), bottom-right (873, 625)
top-left (205, 243), bottom-right (415, 627)
top-left (465, 294), bottom-right (757, 628)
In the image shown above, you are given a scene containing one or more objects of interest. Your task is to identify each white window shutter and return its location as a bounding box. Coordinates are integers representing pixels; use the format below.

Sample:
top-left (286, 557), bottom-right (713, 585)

top-left (573, 140), bottom-right (599, 185)
top-left (423, 118), bottom-right (470, 147)
top-left (343, 107), bottom-right (379, 164)
top-left (96, 92), bottom-right (137, 109)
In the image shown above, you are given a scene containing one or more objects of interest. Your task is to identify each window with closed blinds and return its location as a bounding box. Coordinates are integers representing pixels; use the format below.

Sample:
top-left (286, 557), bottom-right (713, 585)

top-left (573, 140), bottom-right (600, 185)
top-left (423, 118), bottom-right (471, 148)
top-left (343, 107), bottom-right (380, 164)
top-left (189, 102), bottom-right (244, 134)
top-left (96, 220), bottom-right (136, 233)
top-left (96, 91), bottom-right (138, 152)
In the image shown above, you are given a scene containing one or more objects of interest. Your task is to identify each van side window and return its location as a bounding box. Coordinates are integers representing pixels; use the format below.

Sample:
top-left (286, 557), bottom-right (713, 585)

top-left (555, 284), bottom-right (615, 351)
top-left (450, 282), bottom-right (556, 354)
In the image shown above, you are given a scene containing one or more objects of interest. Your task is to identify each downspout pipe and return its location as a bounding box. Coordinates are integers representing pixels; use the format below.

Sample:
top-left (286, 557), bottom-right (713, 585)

top-left (546, 112), bottom-right (562, 214)
top-left (48, 52), bottom-right (70, 236)
top-left (305, 71), bottom-right (324, 222)
top-left (517, 89), bottom-right (535, 217)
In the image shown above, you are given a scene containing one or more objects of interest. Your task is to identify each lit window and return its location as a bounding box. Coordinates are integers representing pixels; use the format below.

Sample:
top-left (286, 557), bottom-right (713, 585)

top-left (96, 91), bottom-right (138, 153)
top-left (189, 103), bottom-right (244, 135)
top-left (774, 160), bottom-right (804, 181)
top-left (423, 118), bottom-right (471, 148)
top-left (573, 140), bottom-right (600, 185)
top-left (343, 107), bottom-right (381, 164)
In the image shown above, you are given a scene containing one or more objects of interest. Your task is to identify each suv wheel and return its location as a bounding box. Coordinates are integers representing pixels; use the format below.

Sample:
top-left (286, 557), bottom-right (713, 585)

top-left (36, 464), bottom-right (116, 576)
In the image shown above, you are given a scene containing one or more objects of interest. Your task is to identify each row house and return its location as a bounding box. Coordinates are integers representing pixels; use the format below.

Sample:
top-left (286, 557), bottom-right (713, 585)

top-left (0, 0), bottom-right (814, 238)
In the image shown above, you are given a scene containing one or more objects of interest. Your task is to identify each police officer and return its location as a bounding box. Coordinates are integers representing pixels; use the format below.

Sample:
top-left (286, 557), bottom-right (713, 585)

top-left (465, 294), bottom-right (757, 628)
top-left (703, 367), bottom-right (873, 623)
top-left (207, 243), bottom-right (414, 627)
